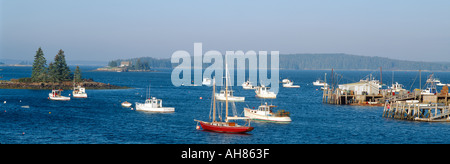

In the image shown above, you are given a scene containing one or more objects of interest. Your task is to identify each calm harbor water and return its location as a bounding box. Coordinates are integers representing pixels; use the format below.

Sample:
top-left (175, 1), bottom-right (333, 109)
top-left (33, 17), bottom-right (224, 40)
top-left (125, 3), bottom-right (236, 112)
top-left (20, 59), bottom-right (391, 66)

top-left (1, 66), bottom-right (450, 144)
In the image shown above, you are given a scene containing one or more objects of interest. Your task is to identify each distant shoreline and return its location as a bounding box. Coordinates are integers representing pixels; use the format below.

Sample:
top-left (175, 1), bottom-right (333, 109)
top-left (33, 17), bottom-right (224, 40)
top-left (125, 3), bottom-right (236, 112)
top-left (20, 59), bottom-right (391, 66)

top-left (0, 80), bottom-right (130, 90)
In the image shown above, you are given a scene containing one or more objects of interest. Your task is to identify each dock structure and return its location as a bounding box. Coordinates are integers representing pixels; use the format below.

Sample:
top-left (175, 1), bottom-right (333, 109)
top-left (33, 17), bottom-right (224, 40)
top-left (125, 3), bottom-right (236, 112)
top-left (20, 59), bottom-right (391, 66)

top-left (382, 101), bottom-right (450, 122)
top-left (322, 88), bottom-right (417, 106)
top-left (323, 88), bottom-right (450, 106)
top-left (322, 69), bottom-right (450, 106)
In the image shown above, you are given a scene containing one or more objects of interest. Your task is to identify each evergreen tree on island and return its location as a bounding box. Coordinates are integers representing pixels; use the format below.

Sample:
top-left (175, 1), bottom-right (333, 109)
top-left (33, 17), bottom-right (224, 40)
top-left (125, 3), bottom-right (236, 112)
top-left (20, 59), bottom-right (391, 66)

top-left (47, 62), bottom-right (57, 83)
top-left (31, 47), bottom-right (47, 82)
top-left (74, 66), bottom-right (82, 82)
top-left (50, 49), bottom-right (72, 82)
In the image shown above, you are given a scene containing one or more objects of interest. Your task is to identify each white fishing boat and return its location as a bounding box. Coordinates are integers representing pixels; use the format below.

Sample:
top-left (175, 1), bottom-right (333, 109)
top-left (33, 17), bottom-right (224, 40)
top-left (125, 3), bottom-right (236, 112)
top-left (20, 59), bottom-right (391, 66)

top-left (135, 84), bottom-right (175, 112)
top-left (427, 77), bottom-right (441, 83)
top-left (421, 88), bottom-right (437, 95)
top-left (215, 90), bottom-right (245, 102)
top-left (281, 78), bottom-right (290, 84)
top-left (389, 72), bottom-right (405, 92)
top-left (244, 102), bottom-right (291, 123)
top-left (389, 82), bottom-right (406, 92)
top-left (48, 89), bottom-right (70, 101)
top-left (72, 85), bottom-right (87, 98)
top-left (121, 101), bottom-right (132, 107)
top-left (282, 80), bottom-right (300, 88)
top-left (255, 85), bottom-right (277, 99)
top-left (313, 79), bottom-right (327, 86)
top-left (359, 75), bottom-right (382, 89)
top-left (242, 80), bottom-right (255, 89)
top-left (136, 97), bottom-right (175, 112)
top-left (437, 82), bottom-right (447, 86)
top-left (421, 74), bottom-right (438, 95)
top-left (202, 78), bottom-right (212, 86)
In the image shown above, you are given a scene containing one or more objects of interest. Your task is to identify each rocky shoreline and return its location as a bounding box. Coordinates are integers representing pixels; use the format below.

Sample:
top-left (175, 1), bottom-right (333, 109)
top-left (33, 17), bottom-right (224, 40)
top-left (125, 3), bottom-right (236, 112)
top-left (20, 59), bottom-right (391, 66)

top-left (0, 80), bottom-right (130, 90)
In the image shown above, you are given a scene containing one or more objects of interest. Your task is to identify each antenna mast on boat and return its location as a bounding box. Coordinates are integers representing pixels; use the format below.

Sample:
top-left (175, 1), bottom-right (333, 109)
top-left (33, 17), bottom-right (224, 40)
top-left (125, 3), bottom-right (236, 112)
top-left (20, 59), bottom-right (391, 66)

top-left (225, 55), bottom-right (229, 122)
top-left (212, 78), bottom-right (216, 122)
top-left (147, 82), bottom-right (151, 99)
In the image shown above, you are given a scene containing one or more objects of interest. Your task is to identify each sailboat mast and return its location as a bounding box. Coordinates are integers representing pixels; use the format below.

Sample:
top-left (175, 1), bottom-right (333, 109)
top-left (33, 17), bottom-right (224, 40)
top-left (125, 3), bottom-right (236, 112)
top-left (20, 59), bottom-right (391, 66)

top-left (147, 84), bottom-right (151, 99)
top-left (212, 78), bottom-right (216, 122)
top-left (225, 55), bottom-right (229, 122)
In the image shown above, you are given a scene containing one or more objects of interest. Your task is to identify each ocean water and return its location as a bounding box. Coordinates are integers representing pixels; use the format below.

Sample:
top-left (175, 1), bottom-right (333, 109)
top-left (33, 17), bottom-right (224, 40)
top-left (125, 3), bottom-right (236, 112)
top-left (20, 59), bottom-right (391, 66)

top-left (1, 66), bottom-right (450, 144)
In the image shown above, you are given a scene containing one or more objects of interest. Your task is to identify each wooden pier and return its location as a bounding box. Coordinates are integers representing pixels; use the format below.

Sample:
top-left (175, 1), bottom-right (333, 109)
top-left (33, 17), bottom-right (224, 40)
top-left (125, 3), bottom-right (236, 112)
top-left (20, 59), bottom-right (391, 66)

top-left (323, 88), bottom-right (449, 106)
top-left (382, 101), bottom-right (450, 122)
top-left (323, 88), bottom-right (413, 106)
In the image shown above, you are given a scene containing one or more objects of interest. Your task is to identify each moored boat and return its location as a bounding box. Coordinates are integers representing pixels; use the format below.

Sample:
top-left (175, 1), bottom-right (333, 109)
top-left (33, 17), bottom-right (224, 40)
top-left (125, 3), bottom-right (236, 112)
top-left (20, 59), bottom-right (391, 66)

top-left (215, 90), bottom-right (245, 102)
top-left (195, 57), bottom-right (253, 134)
top-left (282, 80), bottom-right (300, 88)
top-left (49, 89), bottom-right (70, 101)
top-left (121, 101), bottom-right (132, 107)
top-left (421, 74), bottom-right (438, 95)
top-left (242, 80), bottom-right (256, 89)
top-left (202, 78), bottom-right (212, 86)
top-left (72, 85), bottom-right (87, 98)
top-left (196, 120), bottom-right (254, 133)
top-left (244, 102), bottom-right (291, 123)
top-left (313, 79), bottom-right (327, 86)
top-left (136, 97), bottom-right (175, 112)
top-left (255, 85), bottom-right (277, 99)
top-left (135, 84), bottom-right (175, 112)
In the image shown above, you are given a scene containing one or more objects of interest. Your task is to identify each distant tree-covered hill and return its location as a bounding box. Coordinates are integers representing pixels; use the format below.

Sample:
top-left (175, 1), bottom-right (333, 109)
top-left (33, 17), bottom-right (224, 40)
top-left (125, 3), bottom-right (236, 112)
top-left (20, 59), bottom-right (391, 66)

top-left (107, 54), bottom-right (450, 71)
top-left (280, 53), bottom-right (450, 71)
top-left (108, 57), bottom-right (172, 70)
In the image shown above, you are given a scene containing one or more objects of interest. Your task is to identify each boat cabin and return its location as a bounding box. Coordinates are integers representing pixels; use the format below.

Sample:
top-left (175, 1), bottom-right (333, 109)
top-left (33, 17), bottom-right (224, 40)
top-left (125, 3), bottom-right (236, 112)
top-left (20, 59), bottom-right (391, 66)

top-left (252, 103), bottom-right (290, 117)
top-left (256, 86), bottom-right (271, 92)
top-left (145, 97), bottom-right (163, 108)
top-left (51, 89), bottom-right (63, 97)
top-left (258, 104), bottom-right (275, 113)
top-left (74, 86), bottom-right (85, 93)
top-left (219, 90), bottom-right (234, 96)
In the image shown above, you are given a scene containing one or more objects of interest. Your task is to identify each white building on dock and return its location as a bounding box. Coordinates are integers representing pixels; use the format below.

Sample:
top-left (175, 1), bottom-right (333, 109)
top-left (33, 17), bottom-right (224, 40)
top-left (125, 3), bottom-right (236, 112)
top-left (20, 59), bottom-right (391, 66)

top-left (338, 80), bottom-right (380, 95)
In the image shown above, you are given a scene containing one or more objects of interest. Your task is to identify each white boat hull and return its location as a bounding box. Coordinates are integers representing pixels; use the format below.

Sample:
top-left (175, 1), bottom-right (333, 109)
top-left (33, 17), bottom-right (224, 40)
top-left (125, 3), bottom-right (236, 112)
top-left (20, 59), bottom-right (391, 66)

top-left (313, 82), bottom-right (326, 86)
top-left (214, 93), bottom-right (245, 102)
top-left (282, 79), bottom-right (290, 83)
top-left (255, 93), bottom-right (276, 99)
top-left (283, 84), bottom-right (300, 88)
top-left (135, 102), bottom-right (175, 112)
top-left (73, 93), bottom-right (87, 98)
top-left (48, 93), bottom-right (70, 101)
top-left (244, 108), bottom-right (291, 122)
top-left (121, 102), bottom-right (132, 107)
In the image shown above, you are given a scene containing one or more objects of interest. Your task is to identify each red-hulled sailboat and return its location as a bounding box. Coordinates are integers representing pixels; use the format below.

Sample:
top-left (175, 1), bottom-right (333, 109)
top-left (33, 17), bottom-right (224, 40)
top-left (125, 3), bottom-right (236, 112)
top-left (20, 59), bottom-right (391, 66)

top-left (195, 59), bottom-right (254, 134)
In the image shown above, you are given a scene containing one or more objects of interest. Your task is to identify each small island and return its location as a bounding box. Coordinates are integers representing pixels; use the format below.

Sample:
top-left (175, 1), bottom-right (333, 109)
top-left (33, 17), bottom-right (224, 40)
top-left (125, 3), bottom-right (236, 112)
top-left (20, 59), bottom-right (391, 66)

top-left (0, 48), bottom-right (129, 90)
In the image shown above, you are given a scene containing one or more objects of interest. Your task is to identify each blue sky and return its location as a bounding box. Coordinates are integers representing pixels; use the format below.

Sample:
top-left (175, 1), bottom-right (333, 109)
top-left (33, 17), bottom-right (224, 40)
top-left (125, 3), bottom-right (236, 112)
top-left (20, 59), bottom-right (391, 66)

top-left (1, 0), bottom-right (449, 62)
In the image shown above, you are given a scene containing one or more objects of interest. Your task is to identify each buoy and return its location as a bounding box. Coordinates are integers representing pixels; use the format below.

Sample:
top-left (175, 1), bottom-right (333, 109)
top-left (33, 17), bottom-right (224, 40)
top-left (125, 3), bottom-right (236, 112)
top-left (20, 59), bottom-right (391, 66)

top-left (22, 132), bottom-right (25, 135)
top-left (3, 101), bottom-right (5, 104)
top-left (49, 112), bottom-right (51, 114)
top-left (199, 97), bottom-right (202, 99)
top-left (196, 125), bottom-right (200, 130)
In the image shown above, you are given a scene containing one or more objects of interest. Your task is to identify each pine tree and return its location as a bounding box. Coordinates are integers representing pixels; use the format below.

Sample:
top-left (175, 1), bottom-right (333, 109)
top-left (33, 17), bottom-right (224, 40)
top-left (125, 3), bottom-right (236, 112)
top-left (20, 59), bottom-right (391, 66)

top-left (31, 47), bottom-right (47, 82)
top-left (53, 49), bottom-right (72, 82)
top-left (48, 62), bottom-right (57, 83)
top-left (74, 66), bottom-right (82, 82)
